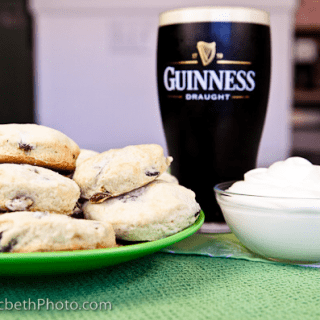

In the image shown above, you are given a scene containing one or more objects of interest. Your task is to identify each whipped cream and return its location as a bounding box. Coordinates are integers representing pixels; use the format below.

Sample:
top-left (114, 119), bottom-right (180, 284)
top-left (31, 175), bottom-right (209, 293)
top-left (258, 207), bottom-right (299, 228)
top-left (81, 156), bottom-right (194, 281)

top-left (228, 157), bottom-right (320, 198)
top-left (225, 157), bottom-right (320, 209)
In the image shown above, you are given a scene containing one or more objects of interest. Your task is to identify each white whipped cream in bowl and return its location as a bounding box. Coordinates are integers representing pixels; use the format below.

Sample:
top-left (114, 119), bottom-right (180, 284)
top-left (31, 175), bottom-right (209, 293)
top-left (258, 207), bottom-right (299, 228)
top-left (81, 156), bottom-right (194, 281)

top-left (214, 157), bottom-right (320, 263)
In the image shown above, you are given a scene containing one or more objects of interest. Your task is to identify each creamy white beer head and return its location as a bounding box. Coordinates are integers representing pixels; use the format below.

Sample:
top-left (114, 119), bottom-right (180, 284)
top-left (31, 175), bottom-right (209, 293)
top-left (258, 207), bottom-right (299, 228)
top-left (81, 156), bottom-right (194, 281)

top-left (159, 7), bottom-right (270, 27)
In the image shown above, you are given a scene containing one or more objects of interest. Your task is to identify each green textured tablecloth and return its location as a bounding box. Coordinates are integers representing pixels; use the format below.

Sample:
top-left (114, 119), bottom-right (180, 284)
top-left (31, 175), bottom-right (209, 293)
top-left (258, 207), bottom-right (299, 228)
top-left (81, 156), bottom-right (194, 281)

top-left (1, 233), bottom-right (320, 319)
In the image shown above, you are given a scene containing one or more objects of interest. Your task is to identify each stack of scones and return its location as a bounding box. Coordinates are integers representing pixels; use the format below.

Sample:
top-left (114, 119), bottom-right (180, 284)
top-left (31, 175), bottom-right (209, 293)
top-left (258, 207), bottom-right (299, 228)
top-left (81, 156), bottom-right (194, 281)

top-left (0, 124), bottom-right (200, 253)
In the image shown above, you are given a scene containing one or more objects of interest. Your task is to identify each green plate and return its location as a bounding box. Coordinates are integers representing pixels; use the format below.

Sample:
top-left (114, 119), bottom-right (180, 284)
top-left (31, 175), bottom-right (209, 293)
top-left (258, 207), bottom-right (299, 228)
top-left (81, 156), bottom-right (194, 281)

top-left (0, 211), bottom-right (204, 276)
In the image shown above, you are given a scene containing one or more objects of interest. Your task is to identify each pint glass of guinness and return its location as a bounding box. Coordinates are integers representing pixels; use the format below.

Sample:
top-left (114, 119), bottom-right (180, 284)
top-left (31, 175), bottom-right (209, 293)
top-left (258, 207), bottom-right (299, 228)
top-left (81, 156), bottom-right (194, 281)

top-left (157, 7), bottom-right (271, 225)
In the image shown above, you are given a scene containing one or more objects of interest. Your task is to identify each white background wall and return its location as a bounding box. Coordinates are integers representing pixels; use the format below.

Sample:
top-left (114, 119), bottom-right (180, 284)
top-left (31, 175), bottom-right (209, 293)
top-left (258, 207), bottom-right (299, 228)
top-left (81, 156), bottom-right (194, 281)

top-left (29, 0), bottom-right (298, 167)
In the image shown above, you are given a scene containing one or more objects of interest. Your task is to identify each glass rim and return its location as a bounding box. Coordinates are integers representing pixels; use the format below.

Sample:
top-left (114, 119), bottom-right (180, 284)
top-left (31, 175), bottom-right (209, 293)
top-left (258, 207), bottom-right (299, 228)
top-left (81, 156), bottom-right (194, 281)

top-left (159, 6), bottom-right (270, 27)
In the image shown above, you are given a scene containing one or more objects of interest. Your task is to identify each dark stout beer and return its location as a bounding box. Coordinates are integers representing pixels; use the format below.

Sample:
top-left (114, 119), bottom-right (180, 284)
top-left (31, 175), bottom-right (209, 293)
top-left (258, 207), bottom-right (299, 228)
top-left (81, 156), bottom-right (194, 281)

top-left (157, 7), bottom-right (271, 223)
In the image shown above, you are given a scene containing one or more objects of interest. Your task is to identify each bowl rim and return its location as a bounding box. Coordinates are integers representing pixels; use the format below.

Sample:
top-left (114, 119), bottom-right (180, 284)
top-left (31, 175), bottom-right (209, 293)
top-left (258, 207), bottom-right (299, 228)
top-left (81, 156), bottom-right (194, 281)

top-left (214, 181), bottom-right (320, 200)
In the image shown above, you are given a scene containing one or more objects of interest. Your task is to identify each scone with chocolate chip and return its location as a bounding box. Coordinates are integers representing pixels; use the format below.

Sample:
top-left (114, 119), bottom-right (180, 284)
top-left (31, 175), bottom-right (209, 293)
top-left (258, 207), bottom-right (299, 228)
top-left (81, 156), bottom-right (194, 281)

top-left (0, 163), bottom-right (80, 215)
top-left (73, 144), bottom-right (173, 203)
top-left (83, 180), bottom-right (201, 241)
top-left (0, 123), bottom-right (80, 172)
top-left (0, 211), bottom-right (116, 253)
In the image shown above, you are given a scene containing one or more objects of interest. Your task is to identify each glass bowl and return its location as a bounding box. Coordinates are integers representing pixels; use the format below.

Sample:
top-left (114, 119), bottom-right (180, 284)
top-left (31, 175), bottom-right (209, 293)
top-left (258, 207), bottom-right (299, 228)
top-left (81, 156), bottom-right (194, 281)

top-left (214, 181), bottom-right (320, 263)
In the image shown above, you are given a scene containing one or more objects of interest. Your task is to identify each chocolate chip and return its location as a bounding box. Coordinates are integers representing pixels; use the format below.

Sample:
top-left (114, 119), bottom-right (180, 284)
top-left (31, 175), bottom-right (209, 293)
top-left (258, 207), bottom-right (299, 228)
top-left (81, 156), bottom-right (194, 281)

top-left (70, 203), bottom-right (84, 219)
top-left (0, 238), bottom-right (17, 252)
top-left (117, 187), bottom-right (144, 203)
top-left (78, 198), bottom-right (87, 204)
top-left (145, 169), bottom-right (160, 177)
top-left (118, 194), bottom-right (139, 203)
top-left (70, 211), bottom-right (85, 219)
top-left (90, 192), bottom-right (111, 203)
top-left (18, 143), bottom-right (34, 152)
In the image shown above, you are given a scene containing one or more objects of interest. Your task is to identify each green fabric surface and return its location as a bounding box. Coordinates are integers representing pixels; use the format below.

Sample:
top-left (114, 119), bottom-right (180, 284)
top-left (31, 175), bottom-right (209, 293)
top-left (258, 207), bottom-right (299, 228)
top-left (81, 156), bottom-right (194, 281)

top-left (161, 233), bottom-right (320, 268)
top-left (1, 248), bottom-right (320, 319)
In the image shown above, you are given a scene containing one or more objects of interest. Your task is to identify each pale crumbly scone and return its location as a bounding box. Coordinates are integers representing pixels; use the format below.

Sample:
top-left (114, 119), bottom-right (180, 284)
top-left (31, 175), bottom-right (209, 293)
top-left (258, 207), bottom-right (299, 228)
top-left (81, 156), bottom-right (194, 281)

top-left (0, 163), bottom-right (80, 215)
top-left (73, 144), bottom-right (173, 203)
top-left (0, 211), bottom-right (116, 253)
top-left (0, 123), bottom-right (80, 172)
top-left (83, 180), bottom-right (201, 241)
top-left (76, 149), bottom-right (99, 167)
top-left (157, 171), bottom-right (179, 184)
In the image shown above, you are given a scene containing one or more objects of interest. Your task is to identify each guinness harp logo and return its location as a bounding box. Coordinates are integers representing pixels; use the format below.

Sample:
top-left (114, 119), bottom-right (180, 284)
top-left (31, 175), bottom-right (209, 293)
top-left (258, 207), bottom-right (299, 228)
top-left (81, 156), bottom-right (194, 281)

top-left (197, 41), bottom-right (216, 66)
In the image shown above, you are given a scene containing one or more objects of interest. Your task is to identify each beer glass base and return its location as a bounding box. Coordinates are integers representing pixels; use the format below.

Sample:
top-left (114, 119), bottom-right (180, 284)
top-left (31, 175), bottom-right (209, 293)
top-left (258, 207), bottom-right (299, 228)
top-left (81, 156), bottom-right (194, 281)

top-left (198, 222), bottom-right (231, 234)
